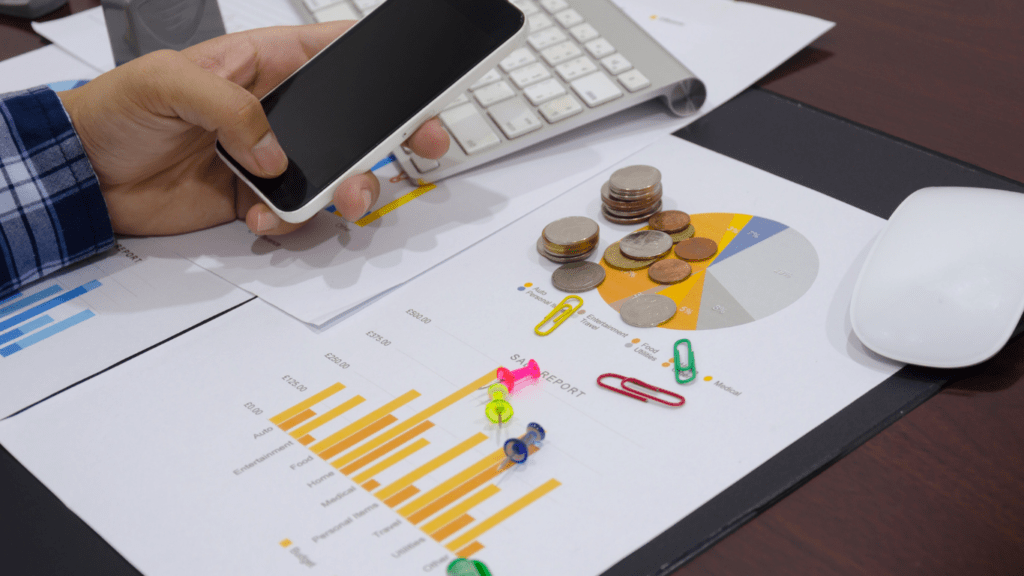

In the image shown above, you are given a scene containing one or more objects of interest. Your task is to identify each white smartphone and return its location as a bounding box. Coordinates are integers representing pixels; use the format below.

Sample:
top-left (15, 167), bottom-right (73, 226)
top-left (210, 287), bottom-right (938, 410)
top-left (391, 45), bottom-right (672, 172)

top-left (217, 0), bottom-right (526, 223)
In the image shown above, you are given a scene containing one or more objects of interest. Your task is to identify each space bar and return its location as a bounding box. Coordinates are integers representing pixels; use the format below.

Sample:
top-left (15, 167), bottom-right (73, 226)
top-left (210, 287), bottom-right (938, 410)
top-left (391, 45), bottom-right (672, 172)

top-left (440, 103), bottom-right (501, 155)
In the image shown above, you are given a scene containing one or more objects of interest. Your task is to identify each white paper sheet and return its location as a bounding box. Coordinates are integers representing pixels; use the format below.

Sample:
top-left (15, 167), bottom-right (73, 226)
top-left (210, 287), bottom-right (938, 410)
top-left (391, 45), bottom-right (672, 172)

top-left (0, 237), bottom-right (252, 418)
top-left (0, 135), bottom-right (901, 576)
top-left (0, 45), bottom-right (100, 94)
top-left (163, 0), bottom-right (834, 325)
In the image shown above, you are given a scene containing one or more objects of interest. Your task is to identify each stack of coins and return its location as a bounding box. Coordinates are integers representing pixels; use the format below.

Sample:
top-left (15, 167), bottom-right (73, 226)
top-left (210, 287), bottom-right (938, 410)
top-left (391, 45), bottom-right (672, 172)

top-left (603, 229), bottom-right (674, 270)
top-left (537, 216), bottom-right (600, 263)
top-left (600, 165), bottom-right (663, 224)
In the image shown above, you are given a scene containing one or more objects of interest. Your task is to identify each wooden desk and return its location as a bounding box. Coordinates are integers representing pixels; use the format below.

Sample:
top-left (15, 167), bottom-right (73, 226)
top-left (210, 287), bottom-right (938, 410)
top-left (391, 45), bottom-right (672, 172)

top-left (2, 1), bottom-right (1022, 574)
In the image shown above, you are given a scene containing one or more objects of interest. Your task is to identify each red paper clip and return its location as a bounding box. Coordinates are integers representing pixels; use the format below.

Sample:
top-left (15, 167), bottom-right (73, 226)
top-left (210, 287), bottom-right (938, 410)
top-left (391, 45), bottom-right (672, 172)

top-left (597, 373), bottom-right (685, 407)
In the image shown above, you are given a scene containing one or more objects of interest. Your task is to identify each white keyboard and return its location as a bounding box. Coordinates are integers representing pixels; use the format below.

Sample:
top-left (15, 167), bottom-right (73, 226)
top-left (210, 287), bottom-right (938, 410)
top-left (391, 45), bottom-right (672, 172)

top-left (295, 0), bottom-right (705, 183)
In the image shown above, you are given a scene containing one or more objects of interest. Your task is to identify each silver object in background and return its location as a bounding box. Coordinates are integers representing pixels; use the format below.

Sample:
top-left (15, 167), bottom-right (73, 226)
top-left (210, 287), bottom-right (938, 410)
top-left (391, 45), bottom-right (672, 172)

top-left (0, 0), bottom-right (67, 19)
top-left (101, 0), bottom-right (226, 66)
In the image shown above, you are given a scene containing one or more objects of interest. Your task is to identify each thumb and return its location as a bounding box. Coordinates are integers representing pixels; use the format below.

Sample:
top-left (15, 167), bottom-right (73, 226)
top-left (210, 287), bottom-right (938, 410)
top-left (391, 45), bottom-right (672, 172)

top-left (131, 50), bottom-right (287, 178)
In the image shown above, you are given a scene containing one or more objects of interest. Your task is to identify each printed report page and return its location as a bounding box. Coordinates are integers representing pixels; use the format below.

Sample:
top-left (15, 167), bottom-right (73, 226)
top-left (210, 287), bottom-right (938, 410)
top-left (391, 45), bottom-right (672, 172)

top-left (0, 134), bottom-right (901, 575)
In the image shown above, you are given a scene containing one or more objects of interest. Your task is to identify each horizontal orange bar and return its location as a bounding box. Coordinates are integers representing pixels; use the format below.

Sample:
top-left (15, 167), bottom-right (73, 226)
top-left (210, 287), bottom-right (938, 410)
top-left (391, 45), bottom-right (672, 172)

top-left (311, 390), bottom-right (420, 454)
top-left (376, 433), bottom-right (488, 501)
top-left (352, 438), bottom-right (430, 484)
top-left (456, 541), bottom-right (484, 558)
top-left (421, 484), bottom-right (500, 535)
top-left (329, 370), bottom-right (496, 469)
top-left (298, 435), bottom-right (314, 446)
top-left (278, 409), bottom-right (315, 431)
top-left (407, 446), bottom-right (537, 525)
top-left (339, 420), bottom-right (434, 476)
top-left (362, 479), bottom-right (380, 491)
top-left (446, 479), bottom-right (562, 552)
top-left (290, 396), bottom-right (365, 439)
top-left (270, 383), bottom-right (344, 425)
top-left (383, 485), bottom-right (420, 508)
top-left (398, 447), bottom-right (507, 520)
top-left (430, 514), bottom-right (474, 541)
top-left (319, 415), bottom-right (397, 461)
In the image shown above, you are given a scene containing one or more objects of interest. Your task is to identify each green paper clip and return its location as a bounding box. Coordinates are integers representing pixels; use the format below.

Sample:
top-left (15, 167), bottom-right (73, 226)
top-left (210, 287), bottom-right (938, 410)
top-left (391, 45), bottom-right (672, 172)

top-left (673, 339), bottom-right (696, 384)
top-left (534, 295), bottom-right (582, 336)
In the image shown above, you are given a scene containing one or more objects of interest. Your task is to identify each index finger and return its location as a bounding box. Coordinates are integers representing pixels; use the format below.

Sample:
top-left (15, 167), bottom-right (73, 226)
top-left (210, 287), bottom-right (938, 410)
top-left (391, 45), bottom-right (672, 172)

top-left (183, 21), bottom-right (354, 97)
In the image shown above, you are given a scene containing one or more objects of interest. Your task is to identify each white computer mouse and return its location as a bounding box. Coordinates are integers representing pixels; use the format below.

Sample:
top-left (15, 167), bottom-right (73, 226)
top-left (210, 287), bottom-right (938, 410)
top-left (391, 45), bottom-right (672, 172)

top-left (850, 186), bottom-right (1024, 368)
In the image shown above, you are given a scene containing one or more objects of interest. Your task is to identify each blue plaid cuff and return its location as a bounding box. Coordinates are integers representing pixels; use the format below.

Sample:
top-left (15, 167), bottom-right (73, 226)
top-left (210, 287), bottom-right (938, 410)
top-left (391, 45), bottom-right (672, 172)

top-left (0, 86), bottom-right (114, 299)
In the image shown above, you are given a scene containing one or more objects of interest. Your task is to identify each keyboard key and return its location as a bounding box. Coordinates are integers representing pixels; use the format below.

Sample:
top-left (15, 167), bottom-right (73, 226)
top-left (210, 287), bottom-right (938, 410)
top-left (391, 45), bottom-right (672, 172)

top-left (584, 38), bottom-right (616, 59)
top-left (555, 56), bottom-right (597, 81)
top-left (554, 8), bottom-right (584, 28)
top-left (509, 0), bottom-right (540, 16)
top-left (509, 62), bottom-right (552, 88)
top-left (470, 68), bottom-right (502, 90)
top-left (569, 22), bottom-right (599, 43)
top-left (353, 0), bottom-right (381, 13)
top-left (539, 94), bottom-right (584, 123)
top-left (528, 12), bottom-right (554, 32)
top-left (541, 41), bottom-right (582, 66)
top-left (440, 104), bottom-right (501, 155)
top-left (444, 93), bottom-right (470, 110)
top-left (488, 98), bottom-right (543, 139)
top-left (410, 154), bottom-right (440, 173)
top-left (500, 48), bottom-right (537, 72)
top-left (618, 69), bottom-right (651, 92)
top-left (523, 78), bottom-right (567, 105)
top-left (540, 0), bottom-right (569, 13)
top-left (474, 81), bottom-right (516, 107)
top-left (528, 27), bottom-right (568, 50)
top-left (601, 53), bottom-right (633, 75)
top-left (303, 0), bottom-right (337, 10)
top-left (315, 2), bottom-right (360, 21)
top-left (570, 72), bottom-right (622, 107)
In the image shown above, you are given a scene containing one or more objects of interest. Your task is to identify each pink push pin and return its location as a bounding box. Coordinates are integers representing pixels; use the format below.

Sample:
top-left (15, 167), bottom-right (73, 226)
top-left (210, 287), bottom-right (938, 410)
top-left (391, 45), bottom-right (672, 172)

top-left (495, 359), bottom-right (540, 394)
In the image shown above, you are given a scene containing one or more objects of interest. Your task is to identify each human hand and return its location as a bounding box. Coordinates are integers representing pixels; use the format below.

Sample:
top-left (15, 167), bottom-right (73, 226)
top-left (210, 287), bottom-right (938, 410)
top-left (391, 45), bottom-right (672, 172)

top-left (57, 21), bottom-right (449, 236)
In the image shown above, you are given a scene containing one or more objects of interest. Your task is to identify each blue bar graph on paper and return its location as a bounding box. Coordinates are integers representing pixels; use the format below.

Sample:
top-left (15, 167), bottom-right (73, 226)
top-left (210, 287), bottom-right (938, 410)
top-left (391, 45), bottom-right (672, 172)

top-left (0, 285), bottom-right (63, 318)
top-left (0, 280), bottom-right (100, 333)
top-left (1, 310), bottom-right (95, 357)
top-left (0, 291), bottom-right (24, 306)
top-left (0, 315), bottom-right (54, 345)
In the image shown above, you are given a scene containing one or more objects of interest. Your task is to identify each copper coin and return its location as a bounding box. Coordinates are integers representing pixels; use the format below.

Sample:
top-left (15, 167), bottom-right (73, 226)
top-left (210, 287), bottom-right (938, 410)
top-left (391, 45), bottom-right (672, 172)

top-left (552, 261), bottom-right (606, 292)
top-left (609, 165), bottom-right (661, 196)
top-left (669, 225), bottom-right (695, 243)
top-left (649, 210), bottom-right (691, 234)
top-left (602, 243), bottom-right (654, 270)
top-left (603, 200), bottom-right (664, 217)
top-left (674, 237), bottom-right (719, 261)
top-left (648, 259), bottom-right (692, 284)
top-left (601, 202), bottom-right (661, 225)
top-left (537, 237), bottom-right (595, 263)
top-left (619, 230), bottom-right (674, 260)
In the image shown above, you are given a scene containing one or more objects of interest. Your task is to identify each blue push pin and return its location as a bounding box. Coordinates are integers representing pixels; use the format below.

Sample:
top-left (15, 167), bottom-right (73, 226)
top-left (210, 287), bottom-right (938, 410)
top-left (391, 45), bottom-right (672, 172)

top-left (503, 422), bottom-right (545, 464)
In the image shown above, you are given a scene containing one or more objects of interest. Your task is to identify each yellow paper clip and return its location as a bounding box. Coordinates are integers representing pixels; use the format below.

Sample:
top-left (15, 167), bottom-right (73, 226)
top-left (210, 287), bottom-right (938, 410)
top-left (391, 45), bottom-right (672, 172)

top-left (534, 295), bottom-right (583, 336)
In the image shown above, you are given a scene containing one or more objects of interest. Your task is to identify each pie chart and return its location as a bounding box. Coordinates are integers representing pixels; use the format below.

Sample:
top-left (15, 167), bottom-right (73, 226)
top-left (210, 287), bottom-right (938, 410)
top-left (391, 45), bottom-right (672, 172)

top-left (598, 213), bottom-right (818, 330)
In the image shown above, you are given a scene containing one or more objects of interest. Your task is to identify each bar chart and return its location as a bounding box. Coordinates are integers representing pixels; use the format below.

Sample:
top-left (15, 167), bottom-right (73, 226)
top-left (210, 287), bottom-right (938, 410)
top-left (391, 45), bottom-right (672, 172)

top-left (268, 371), bottom-right (561, 557)
top-left (0, 280), bottom-right (102, 357)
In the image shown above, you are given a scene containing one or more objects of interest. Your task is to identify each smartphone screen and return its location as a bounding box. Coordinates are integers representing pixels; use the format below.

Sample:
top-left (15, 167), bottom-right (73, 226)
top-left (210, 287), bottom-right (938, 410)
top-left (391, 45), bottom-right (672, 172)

top-left (219, 0), bottom-right (524, 213)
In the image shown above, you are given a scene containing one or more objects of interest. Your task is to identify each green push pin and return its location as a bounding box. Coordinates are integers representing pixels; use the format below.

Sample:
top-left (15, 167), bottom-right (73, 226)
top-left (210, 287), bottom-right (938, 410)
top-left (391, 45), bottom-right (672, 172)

top-left (447, 558), bottom-right (492, 576)
top-left (484, 382), bottom-right (513, 424)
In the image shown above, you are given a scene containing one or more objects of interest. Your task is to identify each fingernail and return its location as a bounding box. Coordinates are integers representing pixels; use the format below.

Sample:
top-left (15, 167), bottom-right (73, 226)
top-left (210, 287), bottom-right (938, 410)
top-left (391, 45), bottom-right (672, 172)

top-left (255, 210), bottom-right (281, 233)
top-left (252, 132), bottom-right (287, 176)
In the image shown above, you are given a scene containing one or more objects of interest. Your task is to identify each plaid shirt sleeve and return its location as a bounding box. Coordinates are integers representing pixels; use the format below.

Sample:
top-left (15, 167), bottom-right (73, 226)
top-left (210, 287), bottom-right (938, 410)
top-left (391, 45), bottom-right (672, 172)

top-left (0, 86), bottom-right (114, 299)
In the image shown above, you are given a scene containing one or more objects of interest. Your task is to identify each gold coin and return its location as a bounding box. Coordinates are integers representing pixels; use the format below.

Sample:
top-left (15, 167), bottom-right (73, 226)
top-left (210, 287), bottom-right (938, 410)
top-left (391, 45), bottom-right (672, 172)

top-left (603, 242), bottom-right (656, 270)
top-left (648, 259), bottom-right (692, 284)
top-left (669, 225), bottom-right (695, 243)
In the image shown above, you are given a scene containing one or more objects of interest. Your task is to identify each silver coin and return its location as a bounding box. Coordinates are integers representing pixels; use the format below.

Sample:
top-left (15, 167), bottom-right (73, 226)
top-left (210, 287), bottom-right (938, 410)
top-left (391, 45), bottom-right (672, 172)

top-left (552, 261), bottom-right (606, 292)
top-left (537, 237), bottom-right (595, 263)
top-left (603, 201), bottom-right (663, 217)
top-left (542, 216), bottom-right (599, 247)
top-left (601, 182), bottom-right (663, 209)
top-left (619, 294), bottom-right (677, 328)
top-left (600, 202), bottom-right (662, 225)
top-left (609, 165), bottom-right (661, 195)
top-left (619, 230), bottom-right (673, 260)
top-left (607, 181), bottom-right (662, 201)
